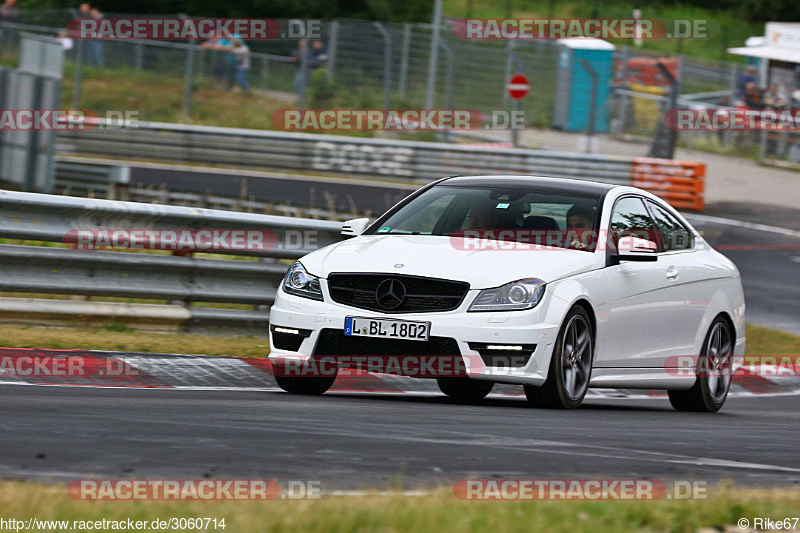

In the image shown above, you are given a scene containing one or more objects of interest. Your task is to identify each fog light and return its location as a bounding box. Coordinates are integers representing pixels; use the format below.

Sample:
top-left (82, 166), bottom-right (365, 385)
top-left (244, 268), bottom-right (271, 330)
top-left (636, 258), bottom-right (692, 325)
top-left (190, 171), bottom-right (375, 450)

top-left (273, 327), bottom-right (301, 335)
top-left (485, 344), bottom-right (523, 351)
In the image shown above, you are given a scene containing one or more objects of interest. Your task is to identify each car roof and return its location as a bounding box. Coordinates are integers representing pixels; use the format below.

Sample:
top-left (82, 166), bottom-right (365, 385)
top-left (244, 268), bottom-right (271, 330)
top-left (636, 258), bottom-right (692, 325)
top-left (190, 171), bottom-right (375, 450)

top-left (438, 175), bottom-right (618, 196)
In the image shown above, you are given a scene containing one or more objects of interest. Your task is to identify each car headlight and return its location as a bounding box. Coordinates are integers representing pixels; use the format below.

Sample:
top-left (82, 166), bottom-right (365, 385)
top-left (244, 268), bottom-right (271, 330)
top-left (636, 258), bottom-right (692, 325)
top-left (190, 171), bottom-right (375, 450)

top-left (468, 278), bottom-right (546, 312)
top-left (282, 262), bottom-right (323, 301)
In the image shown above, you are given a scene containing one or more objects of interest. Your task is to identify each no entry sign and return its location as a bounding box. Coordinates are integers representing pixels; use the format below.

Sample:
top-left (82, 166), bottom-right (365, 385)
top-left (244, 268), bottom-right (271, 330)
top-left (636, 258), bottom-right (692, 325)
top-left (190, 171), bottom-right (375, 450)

top-left (507, 73), bottom-right (530, 100)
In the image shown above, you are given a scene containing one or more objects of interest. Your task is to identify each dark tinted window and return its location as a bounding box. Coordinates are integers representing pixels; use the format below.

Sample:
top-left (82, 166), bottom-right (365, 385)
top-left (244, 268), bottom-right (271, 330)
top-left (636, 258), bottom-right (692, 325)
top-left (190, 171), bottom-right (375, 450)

top-left (610, 197), bottom-right (658, 242)
top-left (648, 201), bottom-right (693, 251)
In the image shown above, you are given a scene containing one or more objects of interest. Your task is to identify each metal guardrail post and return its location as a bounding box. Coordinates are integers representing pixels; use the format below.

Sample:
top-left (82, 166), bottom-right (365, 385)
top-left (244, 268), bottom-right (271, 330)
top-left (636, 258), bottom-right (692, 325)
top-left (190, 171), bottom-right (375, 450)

top-left (399, 24), bottom-right (411, 97)
top-left (373, 22), bottom-right (392, 110)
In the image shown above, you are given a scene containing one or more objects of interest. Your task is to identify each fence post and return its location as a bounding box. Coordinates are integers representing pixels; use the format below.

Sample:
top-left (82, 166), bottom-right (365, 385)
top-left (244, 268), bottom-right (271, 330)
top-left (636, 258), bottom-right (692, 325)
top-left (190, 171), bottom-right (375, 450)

top-left (328, 20), bottom-right (339, 81)
top-left (135, 42), bottom-right (143, 73)
top-left (578, 57), bottom-right (598, 153)
top-left (72, 38), bottom-right (83, 108)
top-left (373, 22), bottom-right (392, 110)
top-left (298, 35), bottom-right (309, 109)
top-left (261, 56), bottom-right (269, 88)
top-left (183, 42), bottom-right (196, 121)
top-left (503, 40), bottom-right (515, 109)
top-left (399, 23), bottom-right (411, 97)
top-left (439, 40), bottom-right (453, 110)
top-left (24, 74), bottom-right (44, 192)
top-left (0, 67), bottom-right (6, 180)
top-left (424, 0), bottom-right (443, 110)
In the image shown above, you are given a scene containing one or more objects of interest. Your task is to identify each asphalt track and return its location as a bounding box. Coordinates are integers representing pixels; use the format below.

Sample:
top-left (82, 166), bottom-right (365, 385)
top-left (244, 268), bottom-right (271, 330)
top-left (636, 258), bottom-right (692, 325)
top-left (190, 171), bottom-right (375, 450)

top-left (685, 205), bottom-right (800, 335)
top-left (0, 187), bottom-right (798, 489)
top-left (0, 386), bottom-right (798, 489)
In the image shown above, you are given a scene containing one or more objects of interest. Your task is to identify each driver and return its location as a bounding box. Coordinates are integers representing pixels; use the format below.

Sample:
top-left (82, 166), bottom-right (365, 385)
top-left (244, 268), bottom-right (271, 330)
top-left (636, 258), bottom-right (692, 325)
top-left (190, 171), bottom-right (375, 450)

top-left (566, 205), bottom-right (595, 249)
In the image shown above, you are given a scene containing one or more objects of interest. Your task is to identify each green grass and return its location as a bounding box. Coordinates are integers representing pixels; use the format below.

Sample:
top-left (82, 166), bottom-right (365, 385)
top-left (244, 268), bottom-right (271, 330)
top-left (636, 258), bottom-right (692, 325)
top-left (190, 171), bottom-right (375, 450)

top-left (0, 322), bottom-right (794, 362)
top-left (0, 483), bottom-right (798, 532)
top-left (0, 324), bottom-right (269, 357)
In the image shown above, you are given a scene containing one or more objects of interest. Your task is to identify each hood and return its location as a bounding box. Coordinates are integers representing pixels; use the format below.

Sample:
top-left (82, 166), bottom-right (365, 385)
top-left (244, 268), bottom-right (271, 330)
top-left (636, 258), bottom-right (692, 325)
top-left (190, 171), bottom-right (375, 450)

top-left (299, 235), bottom-right (599, 289)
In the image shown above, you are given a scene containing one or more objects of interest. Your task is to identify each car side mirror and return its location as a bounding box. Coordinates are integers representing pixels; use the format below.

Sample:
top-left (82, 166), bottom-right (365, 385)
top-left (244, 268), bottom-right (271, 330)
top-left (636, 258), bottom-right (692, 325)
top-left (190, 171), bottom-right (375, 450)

top-left (341, 218), bottom-right (370, 238)
top-left (612, 236), bottom-right (658, 263)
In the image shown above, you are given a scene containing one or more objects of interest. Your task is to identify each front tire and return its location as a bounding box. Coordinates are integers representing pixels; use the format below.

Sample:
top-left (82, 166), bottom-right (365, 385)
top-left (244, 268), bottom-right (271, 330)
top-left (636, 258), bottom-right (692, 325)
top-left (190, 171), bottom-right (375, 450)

top-left (668, 317), bottom-right (733, 413)
top-left (525, 305), bottom-right (594, 409)
top-left (274, 375), bottom-right (337, 395)
top-left (437, 378), bottom-right (494, 402)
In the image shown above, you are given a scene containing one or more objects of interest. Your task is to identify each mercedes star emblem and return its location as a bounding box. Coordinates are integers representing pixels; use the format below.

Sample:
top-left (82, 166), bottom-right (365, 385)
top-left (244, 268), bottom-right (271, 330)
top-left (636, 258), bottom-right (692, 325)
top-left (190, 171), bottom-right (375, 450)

top-left (375, 278), bottom-right (406, 310)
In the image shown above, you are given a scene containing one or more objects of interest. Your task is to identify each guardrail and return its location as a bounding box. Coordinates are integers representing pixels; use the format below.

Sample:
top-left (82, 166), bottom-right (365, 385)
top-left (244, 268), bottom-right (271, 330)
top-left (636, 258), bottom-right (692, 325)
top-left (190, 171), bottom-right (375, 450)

top-left (0, 189), bottom-right (343, 331)
top-left (57, 121), bottom-right (706, 210)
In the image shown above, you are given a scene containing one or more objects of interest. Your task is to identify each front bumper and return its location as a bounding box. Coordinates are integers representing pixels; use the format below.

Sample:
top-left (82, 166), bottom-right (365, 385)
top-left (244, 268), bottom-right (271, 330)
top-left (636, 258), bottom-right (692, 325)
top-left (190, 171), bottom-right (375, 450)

top-left (268, 285), bottom-right (563, 386)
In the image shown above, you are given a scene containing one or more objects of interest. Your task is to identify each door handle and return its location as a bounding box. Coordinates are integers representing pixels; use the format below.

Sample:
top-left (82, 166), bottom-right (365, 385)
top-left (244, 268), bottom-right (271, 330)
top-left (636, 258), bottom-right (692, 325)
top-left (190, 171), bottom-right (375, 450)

top-left (666, 266), bottom-right (679, 280)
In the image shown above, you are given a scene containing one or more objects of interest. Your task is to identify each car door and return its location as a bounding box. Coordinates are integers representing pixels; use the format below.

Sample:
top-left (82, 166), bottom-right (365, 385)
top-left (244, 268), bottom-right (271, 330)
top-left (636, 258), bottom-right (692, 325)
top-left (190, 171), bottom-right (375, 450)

top-left (644, 200), bottom-right (706, 360)
top-left (595, 196), bottom-right (673, 368)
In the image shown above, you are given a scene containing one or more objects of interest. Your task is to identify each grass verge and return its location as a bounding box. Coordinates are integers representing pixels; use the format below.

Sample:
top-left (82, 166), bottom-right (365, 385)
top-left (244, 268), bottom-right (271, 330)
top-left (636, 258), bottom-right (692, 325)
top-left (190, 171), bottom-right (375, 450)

top-left (0, 324), bottom-right (268, 358)
top-left (0, 322), bottom-right (795, 360)
top-left (0, 483), bottom-right (798, 533)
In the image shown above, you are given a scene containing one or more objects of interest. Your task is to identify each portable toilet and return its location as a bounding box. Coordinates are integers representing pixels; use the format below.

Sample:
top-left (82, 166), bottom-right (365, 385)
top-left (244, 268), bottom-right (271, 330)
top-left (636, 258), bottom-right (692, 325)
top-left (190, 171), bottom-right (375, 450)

top-left (552, 38), bottom-right (616, 132)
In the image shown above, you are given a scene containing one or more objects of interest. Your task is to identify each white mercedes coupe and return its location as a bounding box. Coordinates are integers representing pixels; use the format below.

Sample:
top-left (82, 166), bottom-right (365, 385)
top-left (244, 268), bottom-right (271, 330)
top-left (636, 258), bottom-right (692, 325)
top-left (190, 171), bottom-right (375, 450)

top-left (269, 176), bottom-right (745, 412)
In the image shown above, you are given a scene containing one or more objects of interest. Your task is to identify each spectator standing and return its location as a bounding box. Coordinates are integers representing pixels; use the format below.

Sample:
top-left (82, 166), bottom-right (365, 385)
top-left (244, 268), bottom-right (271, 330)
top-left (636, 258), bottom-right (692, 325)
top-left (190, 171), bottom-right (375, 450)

top-left (293, 39), bottom-right (328, 95)
top-left (87, 7), bottom-right (104, 66)
top-left (232, 39), bottom-right (250, 91)
top-left (201, 33), bottom-right (226, 83)
top-left (0, 0), bottom-right (20, 47)
top-left (737, 65), bottom-right (757, 100)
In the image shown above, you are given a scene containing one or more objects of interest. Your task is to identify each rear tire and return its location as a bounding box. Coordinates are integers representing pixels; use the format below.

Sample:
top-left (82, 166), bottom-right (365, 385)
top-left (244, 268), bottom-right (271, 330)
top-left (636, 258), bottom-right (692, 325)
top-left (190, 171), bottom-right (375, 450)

top-left (668, 316), bottom-right (733, 413)
top-left (274, 375), bottom-right (337, 395)
top-left (525, 305), bottom-right (593, 409)
top-left (437, 378), bottom-right (494, 402)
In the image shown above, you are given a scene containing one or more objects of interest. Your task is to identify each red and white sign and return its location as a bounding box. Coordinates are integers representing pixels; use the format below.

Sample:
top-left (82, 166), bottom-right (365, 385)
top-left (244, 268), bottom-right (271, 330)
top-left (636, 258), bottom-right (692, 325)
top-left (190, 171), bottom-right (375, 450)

top-left (507, 74), bottom-right (530, 100)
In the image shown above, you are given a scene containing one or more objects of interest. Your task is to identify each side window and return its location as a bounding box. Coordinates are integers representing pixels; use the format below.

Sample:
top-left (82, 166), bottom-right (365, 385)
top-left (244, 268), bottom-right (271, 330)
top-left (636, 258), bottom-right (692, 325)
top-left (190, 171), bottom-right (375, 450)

top-left (609, 197), bottom-right (659, 244)
top-left (647, 201), bottom-right (693, 251)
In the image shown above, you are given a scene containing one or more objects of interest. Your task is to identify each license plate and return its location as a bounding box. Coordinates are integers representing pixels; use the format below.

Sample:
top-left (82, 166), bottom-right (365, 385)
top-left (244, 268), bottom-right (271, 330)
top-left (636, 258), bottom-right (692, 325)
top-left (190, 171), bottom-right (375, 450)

top-left (344, 317), bottom-right (430, 342)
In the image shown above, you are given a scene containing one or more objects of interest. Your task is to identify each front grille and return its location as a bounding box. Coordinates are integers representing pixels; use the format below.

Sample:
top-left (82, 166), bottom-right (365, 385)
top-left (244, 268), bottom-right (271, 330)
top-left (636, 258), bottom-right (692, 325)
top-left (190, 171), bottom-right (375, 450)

top-left (327, 273), bottom-right (469, 313)
top-left (314, 329), bottom-right (461, 356)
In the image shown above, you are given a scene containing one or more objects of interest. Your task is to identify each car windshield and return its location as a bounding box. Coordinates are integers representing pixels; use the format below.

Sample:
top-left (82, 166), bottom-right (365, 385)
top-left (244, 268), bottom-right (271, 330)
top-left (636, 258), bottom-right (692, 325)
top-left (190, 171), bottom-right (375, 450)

top-left (368, 185), bottom-right (602, 251)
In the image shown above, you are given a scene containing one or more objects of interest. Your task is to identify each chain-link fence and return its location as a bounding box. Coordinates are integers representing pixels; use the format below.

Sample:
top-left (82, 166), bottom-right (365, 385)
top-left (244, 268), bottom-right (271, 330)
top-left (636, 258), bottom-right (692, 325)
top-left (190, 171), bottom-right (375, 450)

top-left (4, 10), bottom-right (795, 165)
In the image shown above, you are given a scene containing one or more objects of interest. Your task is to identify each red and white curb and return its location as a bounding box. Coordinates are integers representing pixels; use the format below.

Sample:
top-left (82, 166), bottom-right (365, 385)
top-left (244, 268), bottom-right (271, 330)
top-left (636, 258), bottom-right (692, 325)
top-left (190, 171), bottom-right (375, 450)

top-left (0, 347), bottom-right (796, 398)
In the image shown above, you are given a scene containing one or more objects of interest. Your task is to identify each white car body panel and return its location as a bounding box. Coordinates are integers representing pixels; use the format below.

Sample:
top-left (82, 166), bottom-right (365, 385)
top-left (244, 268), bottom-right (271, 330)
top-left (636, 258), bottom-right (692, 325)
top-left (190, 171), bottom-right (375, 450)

top-left (269, 178), bottom-right (746, 391)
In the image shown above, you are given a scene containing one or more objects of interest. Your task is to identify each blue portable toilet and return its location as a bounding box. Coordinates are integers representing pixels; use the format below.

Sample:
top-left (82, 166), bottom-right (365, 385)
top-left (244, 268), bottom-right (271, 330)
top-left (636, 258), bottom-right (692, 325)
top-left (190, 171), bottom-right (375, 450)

top-left (552, 38), bottom-right (616, 132)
